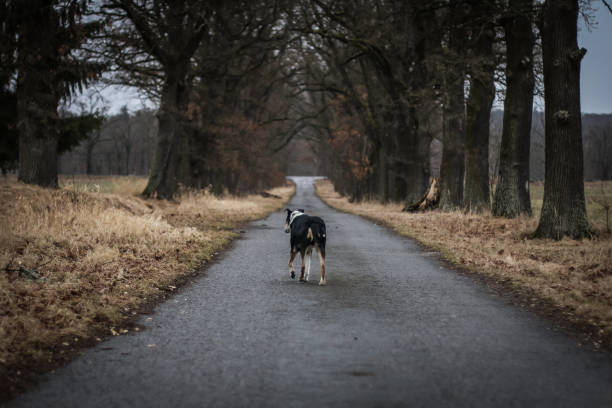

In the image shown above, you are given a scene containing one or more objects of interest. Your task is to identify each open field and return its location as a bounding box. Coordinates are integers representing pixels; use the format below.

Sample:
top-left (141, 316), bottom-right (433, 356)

top-left (316, 179), bottom-right (612, 348)
top-left (0, 176), bottom-right (294, 399)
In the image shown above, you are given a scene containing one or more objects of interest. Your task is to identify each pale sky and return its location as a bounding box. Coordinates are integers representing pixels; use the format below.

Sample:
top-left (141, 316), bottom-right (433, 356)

top-left (579, 3), bottom-right (612, 113)
top-left (95, 4), bottom-right (612, 115)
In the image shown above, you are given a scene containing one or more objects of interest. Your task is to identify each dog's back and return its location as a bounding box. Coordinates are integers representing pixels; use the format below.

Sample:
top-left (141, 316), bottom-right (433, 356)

top-left (290, 215), bottom-right (326, 251)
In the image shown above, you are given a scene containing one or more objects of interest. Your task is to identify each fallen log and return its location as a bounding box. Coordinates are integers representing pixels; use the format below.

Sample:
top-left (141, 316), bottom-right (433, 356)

top-left (403, 177), bottom-right (440, 212)
top-left (259, 191), bottom-right (281, 199)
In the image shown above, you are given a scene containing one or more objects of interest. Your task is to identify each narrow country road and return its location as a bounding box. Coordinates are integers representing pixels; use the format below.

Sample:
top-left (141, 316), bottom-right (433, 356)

top-left (7, 177), bottom-right (612, 408)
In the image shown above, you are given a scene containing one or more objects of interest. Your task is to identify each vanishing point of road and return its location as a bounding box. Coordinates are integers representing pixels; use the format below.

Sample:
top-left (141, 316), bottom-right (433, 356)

top-left (7, 177), bottom-right (612, 407)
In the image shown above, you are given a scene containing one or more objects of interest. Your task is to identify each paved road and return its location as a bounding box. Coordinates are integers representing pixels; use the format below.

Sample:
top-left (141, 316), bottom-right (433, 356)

top-left (7, 177), bottom-right (612, 407)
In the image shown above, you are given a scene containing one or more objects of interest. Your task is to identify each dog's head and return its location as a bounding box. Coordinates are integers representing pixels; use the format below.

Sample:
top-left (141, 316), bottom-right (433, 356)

top-left (284, 208), bottom-right (304, 233)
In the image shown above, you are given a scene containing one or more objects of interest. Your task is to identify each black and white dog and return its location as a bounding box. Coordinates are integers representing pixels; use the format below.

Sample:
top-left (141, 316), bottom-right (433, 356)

top-left (284, 208), bottom-right (327, 285)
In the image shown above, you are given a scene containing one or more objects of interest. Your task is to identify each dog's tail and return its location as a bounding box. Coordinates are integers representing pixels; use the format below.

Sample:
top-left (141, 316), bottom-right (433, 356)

top-left (308, 220), bottom-right (326, 247)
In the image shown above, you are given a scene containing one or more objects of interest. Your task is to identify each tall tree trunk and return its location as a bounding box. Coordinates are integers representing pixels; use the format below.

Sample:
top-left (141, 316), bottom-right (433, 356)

top-left (16, 3), bottom-right (59, 188)
top-left (405, 4), bottom-right (441, 207)
top-left (385, 84), bottom-right (428, 203)
top-left (534, 0), bottom-right (589, 239)
top-left (17, 124), bottom-right (58, 187)
top-left (372, 141), bottom-right (389, 202)
top-left (143, 65), bottom-right (189, 199)
top-left (439, 78), bottom-right (465, 210)
top-left (399, 132), bottom-right (431, 204)
top-left (463, 16), bottom-right (496, 213)
top-left (359, 59), bottom-right (389, 202)
top-left (438, 2), bottom-right (466, 211)
top-left (492, 0), bottom-right (535, 218)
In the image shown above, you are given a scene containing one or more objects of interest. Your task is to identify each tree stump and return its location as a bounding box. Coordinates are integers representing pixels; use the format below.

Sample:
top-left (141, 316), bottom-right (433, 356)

top-left (403, 177), bottom-right (440, 212)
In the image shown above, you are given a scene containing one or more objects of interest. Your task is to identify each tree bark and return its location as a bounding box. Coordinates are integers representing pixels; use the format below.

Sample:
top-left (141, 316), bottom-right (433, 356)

top-left (143, 65), bottom-right (190, 199)
top-left (372, 141), bottom-right (389, 202)
top-left (17, 125), bottom-right (58, 188)
top-left (492, 0), bottom-right (535, 218)
top-left (463, 15), bottom-right (496, 213)
top-left (16, 2), bottom-right (59, 188)
top-left (534, 0), bottom-right (590, 239)
top-left (438, 2), bottom-right (466, 211)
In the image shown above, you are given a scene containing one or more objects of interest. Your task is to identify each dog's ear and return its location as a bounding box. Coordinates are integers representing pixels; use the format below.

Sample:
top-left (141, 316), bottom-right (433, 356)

top-left (298, 209), bottom-right (304, 213)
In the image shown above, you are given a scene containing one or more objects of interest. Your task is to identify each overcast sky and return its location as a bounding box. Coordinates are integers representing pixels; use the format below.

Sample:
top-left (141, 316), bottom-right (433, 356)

top-left (97, 4), bottom-right (612, 115)
top-left (579, 3), bottom-right (612, 113)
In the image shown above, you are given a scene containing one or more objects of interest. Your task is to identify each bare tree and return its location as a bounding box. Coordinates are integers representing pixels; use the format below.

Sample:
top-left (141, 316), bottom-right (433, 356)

top-left (492, 0), bottom-right (535, 217)
top-left (463, 1), bottom-right (497, 213)
top-left (534, 0), bottom-right (590, 239)
top-left (102, 0), bottom-right (211, 198)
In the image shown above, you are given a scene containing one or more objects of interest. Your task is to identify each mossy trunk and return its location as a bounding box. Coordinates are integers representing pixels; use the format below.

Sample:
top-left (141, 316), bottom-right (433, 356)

top-left (463, 18), bottom-right (495, 213)
top-left (534, 0), bottom-right (589, 239)
top-left (492, 0), bottom-right (535, 218)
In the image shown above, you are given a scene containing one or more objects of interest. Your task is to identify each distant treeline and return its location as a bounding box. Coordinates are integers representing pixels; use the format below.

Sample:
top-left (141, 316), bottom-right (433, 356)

top-left (59, 108), bottom-right (156, 176)
top-left (493, 112), bottom-right (612, 182)
top-left (56, 109), bottom-right (612, 184)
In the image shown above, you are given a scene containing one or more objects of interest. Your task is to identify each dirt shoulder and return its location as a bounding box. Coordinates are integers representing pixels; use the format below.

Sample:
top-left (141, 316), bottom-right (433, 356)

top-left (315, 179), bottom-right (612, 350)
top-left (0, 177), bottom-right (294, 401)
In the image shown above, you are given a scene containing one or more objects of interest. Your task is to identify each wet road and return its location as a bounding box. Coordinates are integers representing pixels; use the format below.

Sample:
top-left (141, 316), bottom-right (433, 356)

top-left (7, 177), bottom-right (612, 407)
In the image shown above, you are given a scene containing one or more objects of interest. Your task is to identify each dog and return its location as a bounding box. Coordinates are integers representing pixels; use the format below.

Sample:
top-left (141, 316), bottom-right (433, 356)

top-left (284, 208), bottom-right (327, 285)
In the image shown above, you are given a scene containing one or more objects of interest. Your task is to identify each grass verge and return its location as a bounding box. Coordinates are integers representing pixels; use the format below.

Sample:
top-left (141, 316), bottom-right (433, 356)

top-left (0, 176), bottom-right (294, 400)
top-left (315, 179), bottom-right (612, 350)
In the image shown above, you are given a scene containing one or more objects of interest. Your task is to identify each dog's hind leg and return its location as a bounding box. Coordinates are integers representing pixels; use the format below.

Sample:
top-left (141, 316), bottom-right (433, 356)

top-left (318, 246), bottom-right (326, 286)
top-left (299, 250), bottom-right (306, 282)
top-left (305, 247), bottom-right (313, 282)
top-left (288, 250), bottom-right (297, 279)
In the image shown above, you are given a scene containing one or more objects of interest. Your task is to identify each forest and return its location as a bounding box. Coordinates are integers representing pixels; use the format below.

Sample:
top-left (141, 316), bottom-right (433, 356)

top-left (1, 0), bottom-right (611, 240)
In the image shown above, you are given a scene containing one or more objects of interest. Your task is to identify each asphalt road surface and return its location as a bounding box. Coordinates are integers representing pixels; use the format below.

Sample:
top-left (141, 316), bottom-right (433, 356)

top-left (7, 177), bottom-right (612, 407)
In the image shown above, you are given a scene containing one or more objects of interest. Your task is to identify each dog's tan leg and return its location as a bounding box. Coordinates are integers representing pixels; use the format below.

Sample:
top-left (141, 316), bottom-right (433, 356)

top-left (299, 250), bottom-right (306, 282)
top-left (288, 250), bottom-right (297, 279)
top-left (318, 247), bottom-right (326, 286)
top-left (305, 247), bottom-right (313, 282)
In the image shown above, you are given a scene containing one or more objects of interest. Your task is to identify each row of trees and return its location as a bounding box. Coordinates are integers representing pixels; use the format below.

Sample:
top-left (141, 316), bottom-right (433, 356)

top-left (1, 0), bottom-right (297, 195)
top-left (292, 0), bottom-right (598, 239)
top-left (1, 0), bottom-right (605, 239)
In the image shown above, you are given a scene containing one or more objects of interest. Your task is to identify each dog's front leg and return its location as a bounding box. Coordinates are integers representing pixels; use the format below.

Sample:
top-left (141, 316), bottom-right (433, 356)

top-left (288, 250), bottom-right (297, 279)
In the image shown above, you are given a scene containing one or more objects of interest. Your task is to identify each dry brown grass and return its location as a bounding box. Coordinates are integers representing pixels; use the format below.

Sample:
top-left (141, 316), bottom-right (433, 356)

top-left (0, 176), bottom-right (293, 398)
top-left (316, 179), bottom-right (612, 348)
top-left (530, 180), bottom-right (612, 232)
top-left (59, 174), bottom-right (148, 195)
